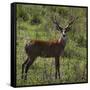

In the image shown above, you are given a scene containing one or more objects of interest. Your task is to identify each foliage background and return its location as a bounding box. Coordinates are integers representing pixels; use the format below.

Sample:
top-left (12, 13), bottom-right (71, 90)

top-left (16, 4), bottom-right (87, 86)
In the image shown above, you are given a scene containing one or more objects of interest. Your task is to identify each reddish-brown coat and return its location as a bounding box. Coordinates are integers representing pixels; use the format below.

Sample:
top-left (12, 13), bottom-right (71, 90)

top-left (25, 38), bottom-right (65, 58)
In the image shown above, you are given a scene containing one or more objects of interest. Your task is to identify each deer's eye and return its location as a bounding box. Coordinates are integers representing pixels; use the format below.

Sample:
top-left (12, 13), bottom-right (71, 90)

top-left (61, 29), bottom-right (63, 32)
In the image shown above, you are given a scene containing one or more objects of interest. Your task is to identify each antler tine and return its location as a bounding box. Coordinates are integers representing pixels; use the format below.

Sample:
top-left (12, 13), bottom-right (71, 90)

top-left (65, 16), bottom-right (78, 28)
top-left (54, 15), bottom-right (57, 23)
top-left (50, 16), bottom-right (56, 24)
top-left (53, 15), bottom-right (63, 31)
top-left (50, 15), bottom-right (63, 31)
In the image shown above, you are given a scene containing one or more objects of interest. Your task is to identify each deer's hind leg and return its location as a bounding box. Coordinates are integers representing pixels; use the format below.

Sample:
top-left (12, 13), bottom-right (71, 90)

top-left (24, 57), bottom-right (36, 80)
top-left (22, 57), bottom-right (29, 79)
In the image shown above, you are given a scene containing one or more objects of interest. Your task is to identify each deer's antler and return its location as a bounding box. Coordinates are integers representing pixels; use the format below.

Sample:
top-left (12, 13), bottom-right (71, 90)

top-left (65, 16), bottom-right (78, 29)
top-left (51, 15), bottom-right (63, 31)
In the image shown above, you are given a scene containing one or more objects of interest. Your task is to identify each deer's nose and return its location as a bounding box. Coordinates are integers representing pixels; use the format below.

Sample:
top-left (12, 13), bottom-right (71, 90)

top-left (63, 34), bottom-right (65, 37)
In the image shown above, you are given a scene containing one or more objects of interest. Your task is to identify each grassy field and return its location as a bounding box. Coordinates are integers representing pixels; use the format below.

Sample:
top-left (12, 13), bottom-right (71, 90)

top-left (16, 4), bottom-right (88, 86)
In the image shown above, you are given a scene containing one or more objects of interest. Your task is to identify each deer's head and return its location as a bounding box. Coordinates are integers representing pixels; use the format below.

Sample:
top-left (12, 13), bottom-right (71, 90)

top-left (52, 16), bottom-right (78, 39)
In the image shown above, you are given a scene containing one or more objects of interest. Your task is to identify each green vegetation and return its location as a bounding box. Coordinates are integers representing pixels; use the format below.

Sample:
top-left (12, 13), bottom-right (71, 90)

top-left (16, 4), bottom-right (87, 86)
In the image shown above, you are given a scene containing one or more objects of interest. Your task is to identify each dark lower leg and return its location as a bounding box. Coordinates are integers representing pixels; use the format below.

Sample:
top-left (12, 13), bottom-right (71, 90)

top-left (24, 65), bottom-right (29, 80)
top-left (57, 59), bottom-right (60, 79)
top-left (24, 57), bottom-right (35, 80)
top-left (22, 58), bottom-right (29, 79)
top-left (55, 69), bottom-right (58, 79)
top-left (55, 57), bottom-right (60, 79)
top-left (55, 57), bottom-right (58, 79)
top-left (57, 66), bottom-right (60, 79)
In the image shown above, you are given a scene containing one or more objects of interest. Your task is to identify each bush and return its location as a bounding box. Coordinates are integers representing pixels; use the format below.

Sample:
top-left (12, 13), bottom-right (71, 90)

top-left (30, 17), bottom-right (41, 25)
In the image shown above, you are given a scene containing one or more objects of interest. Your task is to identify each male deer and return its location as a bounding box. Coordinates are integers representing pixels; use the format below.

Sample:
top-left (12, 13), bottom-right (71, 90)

top-left (22, 16), bottom-right (77, 80)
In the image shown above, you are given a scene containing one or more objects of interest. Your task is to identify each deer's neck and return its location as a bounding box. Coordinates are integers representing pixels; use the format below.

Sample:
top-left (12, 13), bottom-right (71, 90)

top-left (58, 36), bottom-right (67, 48)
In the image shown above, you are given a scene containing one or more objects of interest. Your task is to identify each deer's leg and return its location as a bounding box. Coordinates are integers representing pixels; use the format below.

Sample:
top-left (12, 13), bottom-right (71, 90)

top-left (24, 57), bottom-right (35, 80)
top-left (55, 57), bottom-right (60, 79)
top-left (55, 57), bottom-right (58, 79)
top-left (55, 68), bottom-right (57, 79)
top-left (22, 58), bottom-right (29, 79)
top-left (57, 57), bottom-right (60, 79)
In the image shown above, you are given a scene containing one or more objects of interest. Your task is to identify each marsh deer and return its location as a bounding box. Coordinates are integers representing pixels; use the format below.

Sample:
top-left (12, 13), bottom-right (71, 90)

top-left (22, 16), bottom-right (77, 80)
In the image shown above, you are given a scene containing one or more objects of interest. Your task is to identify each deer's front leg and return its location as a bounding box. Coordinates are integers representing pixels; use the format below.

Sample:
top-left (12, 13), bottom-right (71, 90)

top-left (55, 57), bottom-right (60, 79)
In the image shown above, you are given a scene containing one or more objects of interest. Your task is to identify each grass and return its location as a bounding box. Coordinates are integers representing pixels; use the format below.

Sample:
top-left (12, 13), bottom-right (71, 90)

top-left (16, 27), bottom-right (87, 86)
